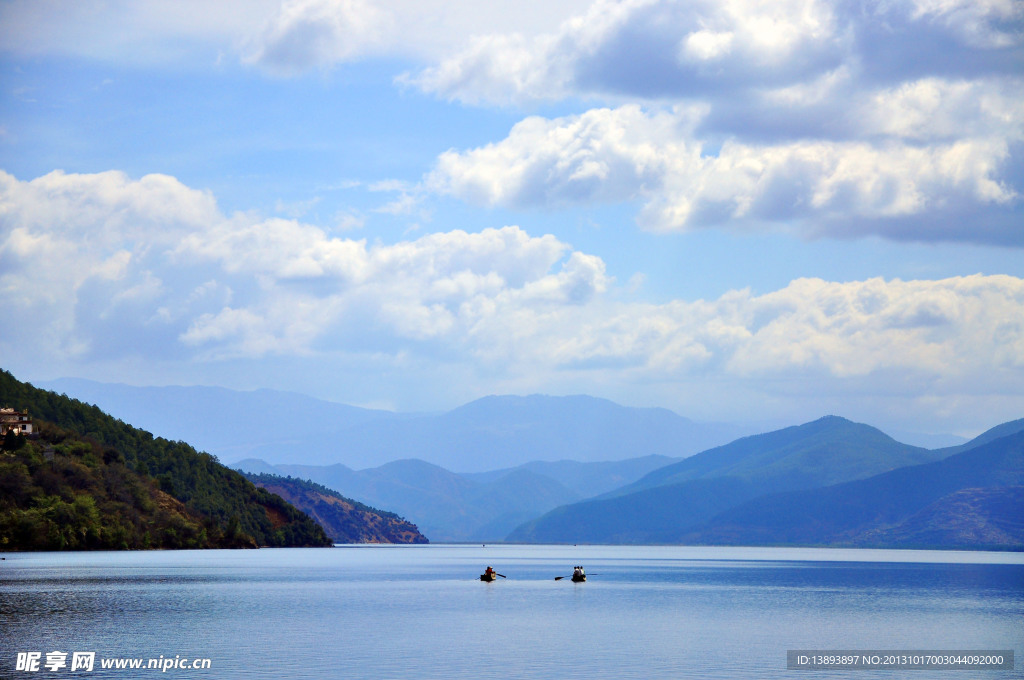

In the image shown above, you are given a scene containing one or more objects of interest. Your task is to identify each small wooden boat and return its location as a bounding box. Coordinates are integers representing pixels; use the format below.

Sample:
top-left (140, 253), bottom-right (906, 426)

top-left (480, 567), bottom-right (504, 581)
top-left (571, 573), bottom-right (586, 582)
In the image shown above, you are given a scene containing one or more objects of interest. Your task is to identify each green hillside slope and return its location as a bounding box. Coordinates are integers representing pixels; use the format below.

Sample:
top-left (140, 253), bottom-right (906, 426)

top-left (0, 369), bottom-right (330, 550)
top-left (244, 473), bottom-right (428, 544)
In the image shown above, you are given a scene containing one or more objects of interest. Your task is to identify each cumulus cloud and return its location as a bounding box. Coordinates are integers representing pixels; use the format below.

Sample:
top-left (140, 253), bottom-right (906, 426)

top-left (0, 169), bottom-right (218, 321)
top-left (856, 78), bottom-right (1024, 142)
top-left (3, 169), bottom-right (1023, 415)
top-left (543, 275), bottom-right (1024, 383)
top-left (406, 0), bottom-right (1022, 104)
top-left (428, 106), bottom-right (699, 208)
top-left (719, 276), bottom-right (1024, 379)
top-left (403, 0), bottom-right (1023, 245)
top-left (174, 223), bottom-right (610, 359)
top-left (0, 169), bottom-right (609, 364)
top-left (12, 1), bottom-right (1018, 245)
top-left (0, 170), bottom-right (224, 360)
top-left (428, 105), bottom-right (1021, 244)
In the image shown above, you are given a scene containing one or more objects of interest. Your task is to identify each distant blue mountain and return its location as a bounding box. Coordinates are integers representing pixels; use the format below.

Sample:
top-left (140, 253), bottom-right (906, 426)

top-left (44, 378), bottom-right (1013, 547)
top-left (934, 418), bottom-right (1024, 455)
top-left (334, 394), bottom-right (742, 472)
top-left (39, 380), bottom-right (744, 472)
top-left (507, 416), bottom-right (950, 543)
top-left (233, 458), bottom-right (579, 541)
top-left (462, 455), bottom-right (680, 499)
top-left (233, 454), bottom-right (678, 541)
top-left (39, 378), bottom-right (394, 462)
top-left (685, 428), bottom-right (1024, 549)
top-left (599, 415), bottom-right (939, 498)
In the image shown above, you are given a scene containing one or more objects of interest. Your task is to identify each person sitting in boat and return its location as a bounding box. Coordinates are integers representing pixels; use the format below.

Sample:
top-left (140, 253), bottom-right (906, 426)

top-left (572, 566), bottom-right (585, 580)
top-left (484, 566), bottom-right (495, 579)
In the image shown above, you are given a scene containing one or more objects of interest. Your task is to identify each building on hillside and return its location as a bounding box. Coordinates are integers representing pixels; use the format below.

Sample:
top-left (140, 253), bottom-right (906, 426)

top-left (0, 408), bottom-right (34, 436)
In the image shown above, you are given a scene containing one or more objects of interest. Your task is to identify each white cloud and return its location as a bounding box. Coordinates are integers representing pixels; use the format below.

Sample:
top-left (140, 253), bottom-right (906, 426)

top-left (648, 137), bottom-right (1018, 230)
top-left (406, 0), bottom-right (1021, 104)
top-left (4, 3), bottom-right (1020, 433)
top-left (681, 30), bottom-right (735, 62)
top-left (427, 105), bottom-right (1021, 243)
top-left (241, 0), bottom-right (595, 74)
top-left (243, 0), bottom-right (392, 75)
top-left (403, 0), bottom-right (1021, 246)
top-left (857, 78), bottom-right (1024, 141)
top-left (406, 0), bottom-right (837, 103)
top-left (905, 0), bottom-right (1023, 48)
top-left (3, 170), bottom-right (1022, 413)
top-left (0, 169), bottom-right (219, 240)
top-left (0, 0), bottom-right (592, 71)
top-left (415, 272), bottom-right (1024, 411)
top-left (0, 169), bottom-right (217, 317)
top-left (397, 31), bottom-right (576, 106)
top-left (482, 274), bottom-right (1024, 404)
top-left (175, 224), bottom-right (611, 358)
top-left (428, 106), bottom-right (700, 207)
top-left (720, 276), bottom-right (1024, 379)
top-left (8, 2), bottom-right (1018, 248)
top-left (0, 169), bottom-right (609, 363)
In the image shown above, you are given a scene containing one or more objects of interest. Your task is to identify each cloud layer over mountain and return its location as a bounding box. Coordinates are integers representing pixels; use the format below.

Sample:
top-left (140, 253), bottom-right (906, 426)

top-left (2, 168), bottom-right (1021, 427)
top-left (1, 0), bottom-right (1020, 433)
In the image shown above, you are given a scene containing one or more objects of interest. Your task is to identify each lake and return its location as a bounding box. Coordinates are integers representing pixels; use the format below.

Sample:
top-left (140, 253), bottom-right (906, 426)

top-left (2, 545), bottom-right (1022, 679)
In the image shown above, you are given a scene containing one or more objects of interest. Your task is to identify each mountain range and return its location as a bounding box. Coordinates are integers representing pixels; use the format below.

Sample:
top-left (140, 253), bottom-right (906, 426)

top-left (40, 379), bottom-right (747, 472)
top-left (682, 428), bottom-right (1024, 549)
top-left (508, 416), bottom-right (944, 542)
top-left (232, 455), bottom-right (678, 541)
top-left (510, 417), bottom-right (1024, 548)
top-left (30, 377), bottom-right (1021, 549)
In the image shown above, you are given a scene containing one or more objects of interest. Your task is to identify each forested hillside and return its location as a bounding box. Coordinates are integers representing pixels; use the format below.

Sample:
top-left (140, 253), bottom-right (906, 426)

top-left (244, 473), bottom-right (429, 544)
top-left (0, 369), bottom-right (330, 550)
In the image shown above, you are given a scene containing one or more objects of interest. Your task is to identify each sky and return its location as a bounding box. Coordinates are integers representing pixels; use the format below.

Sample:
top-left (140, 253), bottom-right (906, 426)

top-left (1, 0), bottom-right (1022, 438)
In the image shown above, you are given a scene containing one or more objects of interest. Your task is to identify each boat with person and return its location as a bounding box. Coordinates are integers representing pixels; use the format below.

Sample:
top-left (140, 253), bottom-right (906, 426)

top-left (480, 566), bottom-right (504, 581)
top-left (571, 566), bottom-right (586, 582)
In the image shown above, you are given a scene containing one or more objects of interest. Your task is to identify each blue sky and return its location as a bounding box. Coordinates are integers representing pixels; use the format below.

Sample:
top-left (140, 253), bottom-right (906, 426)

top-left (1, 0), bottom-right (1022, 437)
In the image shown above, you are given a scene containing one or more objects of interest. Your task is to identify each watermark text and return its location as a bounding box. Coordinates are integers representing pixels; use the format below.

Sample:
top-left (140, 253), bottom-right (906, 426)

top-left (788, 650), bottom-right (1013, 670)
top-left (15, 652), bottom-right (211, 673)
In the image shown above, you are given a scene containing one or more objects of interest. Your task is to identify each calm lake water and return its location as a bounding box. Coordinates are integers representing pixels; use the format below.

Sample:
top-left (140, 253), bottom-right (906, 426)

top-left (2, 545), bottom-right (1022, 679)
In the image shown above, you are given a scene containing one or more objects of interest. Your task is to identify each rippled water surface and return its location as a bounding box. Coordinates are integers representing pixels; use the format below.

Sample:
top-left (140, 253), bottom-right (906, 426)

top-left (2, 545), bottom-right (1022, 679)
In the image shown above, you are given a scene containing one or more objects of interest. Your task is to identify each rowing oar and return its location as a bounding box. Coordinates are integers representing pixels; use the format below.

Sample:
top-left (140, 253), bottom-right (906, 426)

top-left (496, 573), bottom-right (506, 578)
